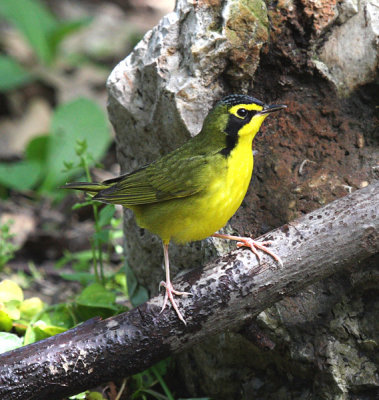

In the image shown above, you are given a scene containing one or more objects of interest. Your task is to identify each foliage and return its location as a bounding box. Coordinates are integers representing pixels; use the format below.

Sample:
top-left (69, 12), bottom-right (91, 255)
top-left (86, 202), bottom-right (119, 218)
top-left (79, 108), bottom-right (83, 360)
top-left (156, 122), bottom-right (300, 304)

top-left (0, 0), bottom-right (90, 91)
top-left (0, 55), bottom-right (32, 91)
top-left (0, 99), bottom-right (111, 196)
top-left (0, 277), bottom-right (123, 351)
top-left (0, 175), bottom-right (194, 399)
top-left (0, 1), bottom-right (192, 397)
top-left (61, 139), bottom-right (117, 283)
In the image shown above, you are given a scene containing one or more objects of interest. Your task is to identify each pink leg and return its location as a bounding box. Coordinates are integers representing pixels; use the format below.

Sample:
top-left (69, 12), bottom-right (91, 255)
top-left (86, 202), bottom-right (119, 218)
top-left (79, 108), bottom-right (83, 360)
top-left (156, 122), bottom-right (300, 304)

top-left (159, 243), bottom-right (191, 324)
top-left (212, 233), bottom-right (283, 268)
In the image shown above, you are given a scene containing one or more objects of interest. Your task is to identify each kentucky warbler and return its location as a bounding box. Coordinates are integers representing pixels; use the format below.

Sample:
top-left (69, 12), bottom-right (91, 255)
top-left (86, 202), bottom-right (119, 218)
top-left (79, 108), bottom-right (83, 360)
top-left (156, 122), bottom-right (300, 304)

top-left (63, 94), bottom-right (286, 324)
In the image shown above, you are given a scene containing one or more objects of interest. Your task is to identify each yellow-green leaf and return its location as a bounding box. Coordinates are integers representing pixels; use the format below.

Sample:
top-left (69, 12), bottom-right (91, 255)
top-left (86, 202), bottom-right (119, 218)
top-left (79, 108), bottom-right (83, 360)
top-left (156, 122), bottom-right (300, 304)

top-left (0, 280), bottom-right (23, 303)
top-left (0, 310), bottom-right (12, 332)
top-left (20, 297), bottom-right (44, 321)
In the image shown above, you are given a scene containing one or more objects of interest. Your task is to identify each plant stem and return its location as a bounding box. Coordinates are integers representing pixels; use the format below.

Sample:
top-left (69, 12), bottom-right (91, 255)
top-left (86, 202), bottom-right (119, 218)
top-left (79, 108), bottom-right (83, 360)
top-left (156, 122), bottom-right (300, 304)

top-left (81, 154), bottom-right (104, 285)
top-left (150, 365), bottom-right (174, 400)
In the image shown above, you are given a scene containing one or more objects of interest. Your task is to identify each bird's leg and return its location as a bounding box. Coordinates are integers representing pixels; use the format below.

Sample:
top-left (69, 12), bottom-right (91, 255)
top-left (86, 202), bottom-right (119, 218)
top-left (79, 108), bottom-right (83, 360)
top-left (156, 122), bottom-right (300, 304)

top-left (159, 243), bottom-right (191, 324)
top-left (212, 233), bottom-right (283, 268)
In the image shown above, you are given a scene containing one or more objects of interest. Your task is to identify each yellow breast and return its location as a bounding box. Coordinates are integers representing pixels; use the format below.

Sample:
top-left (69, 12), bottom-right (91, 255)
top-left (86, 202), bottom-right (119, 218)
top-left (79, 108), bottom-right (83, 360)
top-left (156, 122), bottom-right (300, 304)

top-left (191, 136), bottom-right (253, 238)
top-left (133, 135), bottom-right (254, 244)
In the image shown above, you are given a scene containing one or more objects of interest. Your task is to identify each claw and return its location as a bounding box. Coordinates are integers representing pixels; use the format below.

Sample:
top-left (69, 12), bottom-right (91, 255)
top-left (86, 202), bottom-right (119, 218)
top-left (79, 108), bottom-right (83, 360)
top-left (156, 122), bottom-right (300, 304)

top-left (159, 243), bottom-right (191, 324)
top-left (237, 237), bottom-right (283, 268)
top-left (159, 280), bottom-right (191, 325)
top-left (212, 233), bottom-right (283, 268)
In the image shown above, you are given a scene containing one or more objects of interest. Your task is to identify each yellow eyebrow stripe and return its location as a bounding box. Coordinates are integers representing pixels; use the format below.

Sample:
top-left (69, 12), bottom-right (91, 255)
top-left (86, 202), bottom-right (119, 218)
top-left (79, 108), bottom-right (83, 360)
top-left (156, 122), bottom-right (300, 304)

top-left (229, 103), bottom-right (263, 118)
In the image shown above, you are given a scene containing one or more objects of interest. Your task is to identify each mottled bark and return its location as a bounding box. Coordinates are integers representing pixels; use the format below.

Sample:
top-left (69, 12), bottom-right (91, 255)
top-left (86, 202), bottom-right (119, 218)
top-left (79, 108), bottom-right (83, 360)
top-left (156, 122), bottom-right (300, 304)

top-left (0, 182), bottom-right (377, 400)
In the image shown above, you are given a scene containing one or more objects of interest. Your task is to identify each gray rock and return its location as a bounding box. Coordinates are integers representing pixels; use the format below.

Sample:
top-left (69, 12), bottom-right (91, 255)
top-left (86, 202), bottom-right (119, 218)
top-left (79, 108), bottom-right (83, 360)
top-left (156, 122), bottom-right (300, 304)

top-left (314, 0), bottom-right (379, 96)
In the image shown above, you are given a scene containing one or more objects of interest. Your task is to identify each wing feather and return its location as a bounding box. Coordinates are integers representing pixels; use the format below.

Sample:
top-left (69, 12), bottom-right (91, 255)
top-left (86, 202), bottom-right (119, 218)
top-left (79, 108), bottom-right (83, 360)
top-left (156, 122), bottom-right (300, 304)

top-left (94, 152), bottom-right (212, 206)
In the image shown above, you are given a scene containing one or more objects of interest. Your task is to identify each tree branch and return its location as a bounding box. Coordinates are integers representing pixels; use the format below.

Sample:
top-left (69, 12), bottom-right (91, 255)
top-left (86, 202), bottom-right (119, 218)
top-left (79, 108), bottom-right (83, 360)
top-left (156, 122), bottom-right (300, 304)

top-left (0, 182), bottom-right (378, 400)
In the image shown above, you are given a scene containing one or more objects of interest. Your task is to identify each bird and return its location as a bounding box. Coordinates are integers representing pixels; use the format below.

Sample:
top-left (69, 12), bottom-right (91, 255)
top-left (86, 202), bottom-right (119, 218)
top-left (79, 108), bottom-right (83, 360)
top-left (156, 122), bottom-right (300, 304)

top-left (62, 94), bottom-right (286, 324)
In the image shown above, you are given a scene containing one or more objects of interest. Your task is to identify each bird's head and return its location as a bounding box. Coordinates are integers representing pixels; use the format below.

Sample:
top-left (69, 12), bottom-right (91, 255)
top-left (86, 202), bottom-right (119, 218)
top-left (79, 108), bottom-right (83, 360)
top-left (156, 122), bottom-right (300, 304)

top-left (199, 94), bottom-right (286, 155)
top-left (218, 94), bottom-right (286, 138)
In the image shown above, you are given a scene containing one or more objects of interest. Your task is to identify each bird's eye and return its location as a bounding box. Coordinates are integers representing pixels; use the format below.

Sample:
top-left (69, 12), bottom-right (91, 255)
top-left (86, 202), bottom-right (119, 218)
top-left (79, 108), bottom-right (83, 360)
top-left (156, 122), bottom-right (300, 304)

top-left (236, 108), bottom-right (248, 118)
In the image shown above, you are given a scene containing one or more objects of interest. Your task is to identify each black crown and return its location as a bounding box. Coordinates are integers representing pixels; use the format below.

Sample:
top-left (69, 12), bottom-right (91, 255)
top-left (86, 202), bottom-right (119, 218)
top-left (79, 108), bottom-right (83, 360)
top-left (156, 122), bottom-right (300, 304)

top-left (220, 94), bottom-right (264, 107)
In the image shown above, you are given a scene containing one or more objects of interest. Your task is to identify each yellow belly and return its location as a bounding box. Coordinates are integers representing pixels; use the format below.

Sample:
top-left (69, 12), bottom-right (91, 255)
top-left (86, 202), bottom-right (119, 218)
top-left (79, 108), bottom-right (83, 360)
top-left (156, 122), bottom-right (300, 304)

top-left (132, 138), bottom-right (254, 244)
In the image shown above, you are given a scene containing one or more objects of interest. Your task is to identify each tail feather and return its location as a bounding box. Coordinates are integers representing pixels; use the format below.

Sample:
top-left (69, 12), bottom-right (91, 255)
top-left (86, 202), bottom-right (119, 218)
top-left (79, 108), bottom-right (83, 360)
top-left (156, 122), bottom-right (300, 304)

top-left (61, 182), bottom-right (109, 196)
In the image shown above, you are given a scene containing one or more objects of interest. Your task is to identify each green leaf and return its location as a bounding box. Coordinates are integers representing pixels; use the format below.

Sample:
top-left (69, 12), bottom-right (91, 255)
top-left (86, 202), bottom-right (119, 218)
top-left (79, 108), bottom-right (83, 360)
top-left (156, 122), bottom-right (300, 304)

top-left (0, 160), bottom-right (42, 190)
top-left (0, 310), bottom-right (13, 332)
top-left (24, 320), bottom-right (66, 344)
top-left (40, 98), bottom-right (110, 192)
top-left (0, 280), bottom-right (23, 303)
top-left (60, 271), bottom-right (95, 286)
top-left (2, 299), bottom-right (21, 320)
top-left (76, 283), bottom-right (117, 310)
top-left (93, 229), bottom-right (110, 245)
top-left (71, 200), bottom-right (95, 210)
top-left (0, 332), bottom-right (23, 354)
top-left (55, 249), bottom-right (93, 271)
top-left (34, 320), bottom-right (66, 336)
top-left (0, 135), bottom-right (48, 191)
top-left (75, 283), bottom-right (120, 320)
top-left (98, 205), bottom-right (115, 227)
top-left (69, 392), bottom-right (89, 400)
top-left (24, 304), bottom-right (74, 344)
top-left (25, 135), bottom-right (49, 163)
top-left (39, 305), bottom-right (74, 329)
top-left (85, 392), bottom-right (107, 400)
top-left (0, 0), bottom-right (58, 65)
top-left (0, 55), bottom-right (32, 91)
top-left (19, 297), bottom-right (45, 321)
top-left (48, 18), bottom-right (92, 57)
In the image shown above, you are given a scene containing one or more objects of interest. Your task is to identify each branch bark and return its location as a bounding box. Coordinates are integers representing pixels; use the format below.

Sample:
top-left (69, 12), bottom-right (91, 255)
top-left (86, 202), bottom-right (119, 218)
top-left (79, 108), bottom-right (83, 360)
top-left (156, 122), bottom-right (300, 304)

top-left (0, 182), bottom-right (378, 400)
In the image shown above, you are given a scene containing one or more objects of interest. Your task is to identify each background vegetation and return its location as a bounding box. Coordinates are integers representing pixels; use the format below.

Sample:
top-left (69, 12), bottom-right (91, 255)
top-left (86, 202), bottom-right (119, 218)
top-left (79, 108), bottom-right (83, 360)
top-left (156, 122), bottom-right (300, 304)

top-left (0, 1), bottom-right (203, 399)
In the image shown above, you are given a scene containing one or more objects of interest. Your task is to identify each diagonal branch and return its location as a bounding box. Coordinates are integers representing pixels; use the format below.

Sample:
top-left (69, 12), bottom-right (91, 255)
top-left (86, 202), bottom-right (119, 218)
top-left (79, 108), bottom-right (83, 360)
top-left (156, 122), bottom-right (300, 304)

top-left (0, 182), bottom-right (378, 400)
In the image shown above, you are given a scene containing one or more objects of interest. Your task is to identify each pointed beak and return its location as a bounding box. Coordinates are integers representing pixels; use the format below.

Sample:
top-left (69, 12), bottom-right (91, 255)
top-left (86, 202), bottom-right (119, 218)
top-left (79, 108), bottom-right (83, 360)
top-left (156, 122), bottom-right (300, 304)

top-left (260, 104), bottom-right (287, 115)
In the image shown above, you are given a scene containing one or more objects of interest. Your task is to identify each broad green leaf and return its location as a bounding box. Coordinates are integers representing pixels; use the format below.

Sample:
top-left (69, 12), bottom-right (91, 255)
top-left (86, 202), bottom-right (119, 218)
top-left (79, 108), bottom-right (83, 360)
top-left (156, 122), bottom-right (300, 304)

top-left (38, 305), bottom-right (74, 329)
top-left (98, 205), bottom-right (115, 227)
top-left (114, 272), bottom-right (127, 294)
top-left (76, 283), bottom-right (117, 310)
top-left (2, 299), bottom-right (21, 320)
top-left (60, 271), bottom-right (94, 286)
top-left (85, 392), bottom-right (107, 400)
top-left (0, 310), bottom-right (13, 331)
top-left (24, 320), bottom-right (66, 344)
top-left (25, 135), bottom-right (49, 163)
top-left (19, 297), bottom-right (44, 321)
top-left (0, 0), bottom-right (57, 64)
top-left (24, 303), bottom-right (74, 344)
top-left (0, 55), bottom-right (32, 91)
top-left (40, 98), bottom-right (110, 192)
top-left (75, 283), bottom-right (120, 320)
top-left (34, 320), bottom-right (66, 336)
top-left (0, 332), bottom-right (23, 353)
top-left (0, 160), bottom-right (42, 190)
top-left (0, 280), bottom-right (23, 303)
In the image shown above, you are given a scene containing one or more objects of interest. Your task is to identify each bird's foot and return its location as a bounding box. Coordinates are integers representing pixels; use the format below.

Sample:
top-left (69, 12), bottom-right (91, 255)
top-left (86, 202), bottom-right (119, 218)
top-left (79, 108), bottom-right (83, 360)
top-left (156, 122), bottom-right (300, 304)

top-left (236, 238), bottom-right (283, 268)
top-left (159, 281), bottom-right (191, 325)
